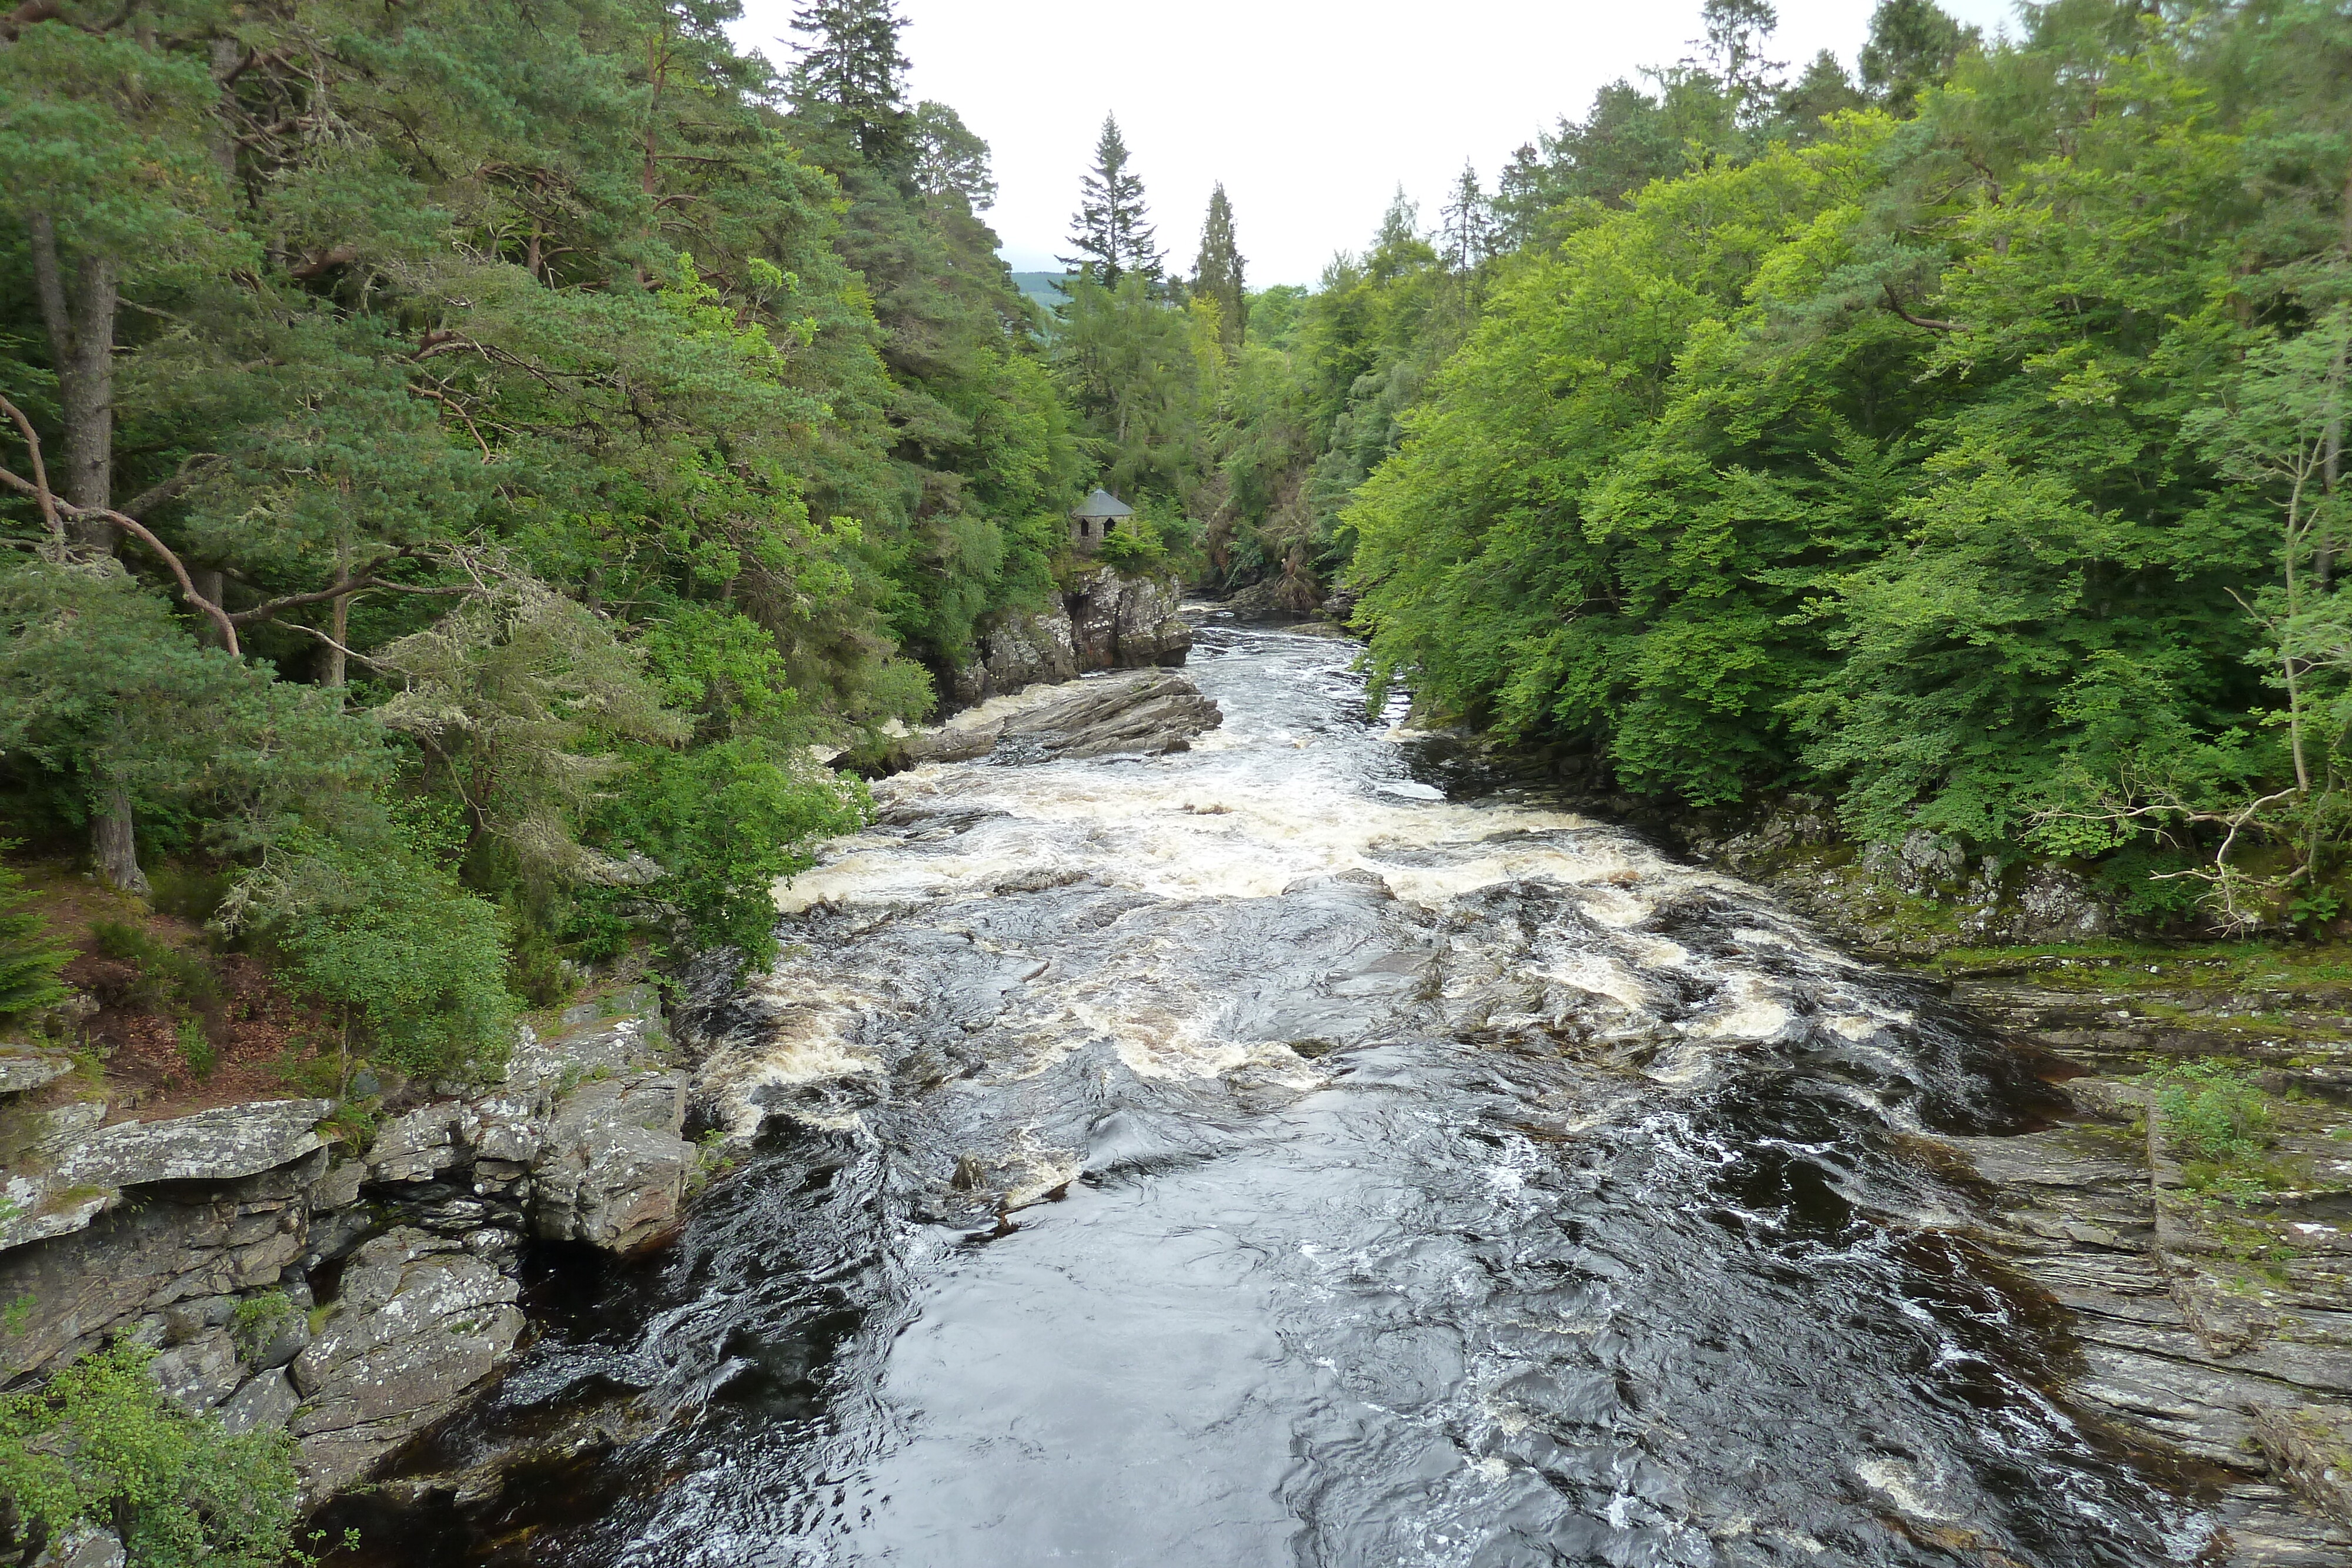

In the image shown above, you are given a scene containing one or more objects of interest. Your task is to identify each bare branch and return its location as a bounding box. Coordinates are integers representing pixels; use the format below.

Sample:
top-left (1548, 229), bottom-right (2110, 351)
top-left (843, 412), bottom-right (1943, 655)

top-left (287, 242), bottom-right (360, 281)
top-left (273, 617), bottom-right (392, 673)
top-left (1881, 283), bottom-right (1968, 335)
top-left (0, 393), bottom-right (64, 555)
top-left (103, 510), bottom-right (242, 654)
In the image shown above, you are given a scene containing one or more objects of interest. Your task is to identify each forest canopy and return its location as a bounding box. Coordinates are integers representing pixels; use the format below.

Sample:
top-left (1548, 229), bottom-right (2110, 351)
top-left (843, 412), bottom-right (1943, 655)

top-left (0, 0), bottom-right (1078, 1061)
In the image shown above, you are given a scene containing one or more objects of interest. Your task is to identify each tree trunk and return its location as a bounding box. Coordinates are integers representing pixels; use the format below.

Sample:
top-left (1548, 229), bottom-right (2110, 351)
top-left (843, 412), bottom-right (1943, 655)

top-left (192, 568), bottom-right (229, 647)
top-left (28, 212), bottom-right (118, 549)
top-left (319, 540), bottom-right (351, 695)
top-left (92, 782), bottom-right (151, 899)
top-left (208, 36), bottom-right (242, 183)
top-left (325, 586), bottom-right (350, 695)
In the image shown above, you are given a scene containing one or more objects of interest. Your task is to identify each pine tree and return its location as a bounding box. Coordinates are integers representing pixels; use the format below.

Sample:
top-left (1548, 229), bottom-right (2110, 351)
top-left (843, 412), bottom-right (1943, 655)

top-left (1857, 0), bottom-right (1978, 115)
top-left (1695, 0), bottom-right (1785, 119)
top-left (787, 0), bottom-right (912, 162)
top-left (0, 854), bottom-right (69, 1024)
top-left (1374, 188), bottom-right (1420, 254)
top-left (1193, 184), bottom-right (1247, 350)
top-left (1438, 163), bottom-right (1494, 273)
top-left (1063, 114), bottom-right (1163, 287)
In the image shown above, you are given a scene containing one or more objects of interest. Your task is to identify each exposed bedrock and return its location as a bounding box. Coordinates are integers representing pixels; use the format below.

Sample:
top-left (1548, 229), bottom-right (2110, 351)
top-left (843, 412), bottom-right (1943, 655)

top-left (947, 565), bottom-right (1190, 706)
top-left (878, 667), bottom-right (1223, 774)
top-left (1943, 1066), bottom-right (2352, 1563)
top-left (0, 987), bottom-right (692, 1503)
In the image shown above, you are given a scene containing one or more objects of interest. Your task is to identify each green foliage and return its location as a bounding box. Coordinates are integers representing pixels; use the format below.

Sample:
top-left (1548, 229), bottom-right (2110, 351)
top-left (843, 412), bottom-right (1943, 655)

top-left (2146, 1059), bottom-right (2274, 1166)
top-left (227, 833), bottom-right (517, 1083)
top-left (172, 1015), bottom-right (215, 1081)
top-left (0, 854), bottom-right (68, 1024)
top-left (0, 1340), bottom-right (302, 1568)
top-left (1098, 517), bottom-right (1170, 572)
top-left (583, 740), bottom-right (867, 971)
top-left (89, 921), bottom-right (219, 1011)
top-left (228, 1294), bottom-right (295, 1362)
top-left (0, 0), bottom-right (1075, 1014)
top-left (1342, 0), bottom-right (2352, 915)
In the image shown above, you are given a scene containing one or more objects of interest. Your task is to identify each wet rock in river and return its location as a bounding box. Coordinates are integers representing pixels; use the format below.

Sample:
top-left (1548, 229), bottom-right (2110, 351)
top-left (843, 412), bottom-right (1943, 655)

top-left (530, 1071), bottom-right (691, 1251)
top-left (878, 668), bottom-right (1222, 773)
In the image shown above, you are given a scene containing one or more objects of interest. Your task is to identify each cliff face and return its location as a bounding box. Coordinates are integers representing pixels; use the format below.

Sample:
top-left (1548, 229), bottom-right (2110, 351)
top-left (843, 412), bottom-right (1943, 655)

top-left (0, 988), bottom-right (693, 1505)
top-left (946, 566), bottom-right (1190, 707)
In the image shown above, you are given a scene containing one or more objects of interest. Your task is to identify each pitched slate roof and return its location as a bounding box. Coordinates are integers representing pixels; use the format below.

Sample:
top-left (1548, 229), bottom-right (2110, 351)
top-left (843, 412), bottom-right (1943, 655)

top-left (1071, 487), bottom-right (1134, 520)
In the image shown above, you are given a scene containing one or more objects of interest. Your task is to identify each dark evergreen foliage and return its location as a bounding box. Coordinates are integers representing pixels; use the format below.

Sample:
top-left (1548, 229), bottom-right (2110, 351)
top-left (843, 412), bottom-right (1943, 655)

top-left (1063, 115), bottom-right (1164, 287)
top-left (1194, 185), bottom-right (1248, 352)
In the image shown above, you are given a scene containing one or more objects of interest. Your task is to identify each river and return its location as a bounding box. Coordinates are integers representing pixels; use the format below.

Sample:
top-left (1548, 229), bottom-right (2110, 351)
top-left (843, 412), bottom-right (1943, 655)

top-left (346, 617), bottom-right (2216, 1566)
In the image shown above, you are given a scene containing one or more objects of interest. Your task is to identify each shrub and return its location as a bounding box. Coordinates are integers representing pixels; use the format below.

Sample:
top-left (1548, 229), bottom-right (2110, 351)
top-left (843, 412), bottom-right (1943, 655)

top-left (0, 855), bottom-right (68, 1024)
top-left (173, 1015), bottom-right (216, 1081)
top-left (0, 1340), bottom-right (302, 1567)
top-left (225, 834), bottom-right (517, 1084)
top-left (89, 921), bottom-right (220, 1010)
top-left (579, 740), bottom-right (868, 972)
top-left (1097, 517), bottom-right (1169, 571)
top-left (2146, 1059), bottom-right (2273, 1165)
top-left (228, 1294), bottom-right (295, 1361)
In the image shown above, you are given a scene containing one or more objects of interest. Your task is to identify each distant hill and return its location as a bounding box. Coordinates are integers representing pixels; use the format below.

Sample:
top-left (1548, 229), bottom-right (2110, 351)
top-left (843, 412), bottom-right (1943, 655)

top-left (1008, 270), bottom-right (1069, 315)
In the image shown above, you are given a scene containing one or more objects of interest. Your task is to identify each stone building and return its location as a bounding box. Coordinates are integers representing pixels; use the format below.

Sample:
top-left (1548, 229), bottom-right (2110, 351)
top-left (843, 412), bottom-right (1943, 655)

top-left (1068, 487), bottom-right (1134, 553)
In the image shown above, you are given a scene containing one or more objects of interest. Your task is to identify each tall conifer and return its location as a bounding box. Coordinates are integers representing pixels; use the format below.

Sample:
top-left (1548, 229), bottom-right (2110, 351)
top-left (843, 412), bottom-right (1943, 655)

top-left (1063, 115), bottom-right (1163, 287)
top-left (1439, 163), bottom-right (1494, 273)
top-left (1193, 185), bottom-right (1247, 349)
top-left (787, 0), bottom-right (912, 162)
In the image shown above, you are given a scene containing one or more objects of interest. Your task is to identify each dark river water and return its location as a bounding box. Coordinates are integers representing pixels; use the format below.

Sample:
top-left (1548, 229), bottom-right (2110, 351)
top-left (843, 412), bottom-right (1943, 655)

top-left (337, 620), bottom-right (2214, 1567)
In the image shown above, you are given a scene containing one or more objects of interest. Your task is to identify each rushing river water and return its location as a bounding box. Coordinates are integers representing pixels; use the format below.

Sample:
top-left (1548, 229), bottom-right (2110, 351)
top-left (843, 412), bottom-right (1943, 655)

top-left (349, 618), bottom-right (2219, 1567)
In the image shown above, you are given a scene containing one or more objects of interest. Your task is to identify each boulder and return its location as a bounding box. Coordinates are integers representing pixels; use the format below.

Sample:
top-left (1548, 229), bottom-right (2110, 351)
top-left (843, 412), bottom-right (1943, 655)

top-left (529, 1072), bottom-right (691, 1251)
top-left (1066, 566), bottom-right (1189, 669)
top-left (994, 671), bottom-right (1222, 760)
top-left (950, 606), bottom-right (1083, 704)
top-left (947, 570), bottom-right (1190, 707)
top-left (218, 1365), bottom-right (303, 1437)
top-left (365, 1104), bottom-right (466, 1184)
top-left (292, 1227), bottom-right (524, 1499)
top-left (31, 1528), bottom-right (123, 1568)
top-left (149, 1326), bottom-right (242, 1412)
top-left (0, 1048), bottom-right (72, 1096)
top-left (878, 670), bottom-right (1222, 774)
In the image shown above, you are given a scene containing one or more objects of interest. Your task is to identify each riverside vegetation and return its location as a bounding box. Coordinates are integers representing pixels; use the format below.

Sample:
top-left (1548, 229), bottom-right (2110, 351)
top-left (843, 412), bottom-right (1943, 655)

top-left (5, 0), bottom-right (2352, 1560)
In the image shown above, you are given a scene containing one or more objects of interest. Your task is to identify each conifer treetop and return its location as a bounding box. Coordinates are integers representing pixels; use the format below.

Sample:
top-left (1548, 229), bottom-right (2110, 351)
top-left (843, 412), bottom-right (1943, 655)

top-left (1063, 113), bottom-right (1164, 287)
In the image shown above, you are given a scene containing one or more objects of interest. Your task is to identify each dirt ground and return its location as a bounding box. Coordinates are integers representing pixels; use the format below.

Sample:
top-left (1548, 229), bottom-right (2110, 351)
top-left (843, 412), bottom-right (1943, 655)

top-left (16, 861), bottom-right (330, 1123)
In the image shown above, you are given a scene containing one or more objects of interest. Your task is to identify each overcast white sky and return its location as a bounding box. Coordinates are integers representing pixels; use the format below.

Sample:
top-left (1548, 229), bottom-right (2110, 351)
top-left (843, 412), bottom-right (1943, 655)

top-left (731, 0), bottom-right (2021, 287)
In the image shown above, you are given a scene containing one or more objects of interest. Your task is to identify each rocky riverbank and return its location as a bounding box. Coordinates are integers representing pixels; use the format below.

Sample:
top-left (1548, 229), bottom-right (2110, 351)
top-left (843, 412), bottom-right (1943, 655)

top-left (0, 987), bottom-right (694, 1509)
top-left (943, 564), bottom-right (1192, 707)
top-left (1662, 801), bottom-right (2352, 1557)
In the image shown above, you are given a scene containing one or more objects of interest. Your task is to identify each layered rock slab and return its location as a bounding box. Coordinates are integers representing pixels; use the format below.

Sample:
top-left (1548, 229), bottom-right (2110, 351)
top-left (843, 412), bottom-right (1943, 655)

top-left (879, 668), bottom-right (1222, 774)
top-left (1, 985), bottom-right (691, 1505)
